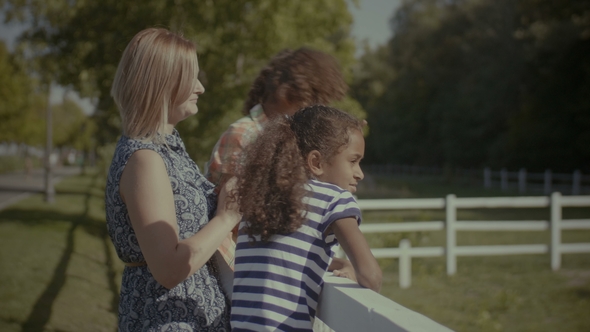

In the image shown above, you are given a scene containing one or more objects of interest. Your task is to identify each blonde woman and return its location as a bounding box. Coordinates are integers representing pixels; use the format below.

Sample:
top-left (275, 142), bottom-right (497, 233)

top-left (105, 28), bottom-right (239, 331)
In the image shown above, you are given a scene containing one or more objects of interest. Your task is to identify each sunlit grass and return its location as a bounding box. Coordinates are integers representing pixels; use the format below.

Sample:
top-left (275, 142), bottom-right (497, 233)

top-left (0, 172), bottom-right (122, 332)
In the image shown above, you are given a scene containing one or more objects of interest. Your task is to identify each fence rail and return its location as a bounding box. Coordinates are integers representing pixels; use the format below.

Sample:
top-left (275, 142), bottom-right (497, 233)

top-left (315, 275), bottom-right (453, 332)
top-left (356, 192), bottom-right (590, 289)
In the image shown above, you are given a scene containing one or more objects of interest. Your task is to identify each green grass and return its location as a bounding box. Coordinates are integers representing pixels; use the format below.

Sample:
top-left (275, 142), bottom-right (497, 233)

top-left (0, 172), bottom-right (122, 332)
top-left (358, 175), bottom-right (590, 332)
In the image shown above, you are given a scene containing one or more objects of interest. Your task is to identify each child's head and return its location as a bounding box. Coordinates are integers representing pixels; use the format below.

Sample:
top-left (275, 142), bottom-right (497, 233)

top-left (237, 105), bottom-right (364, 241)
top-left (242, 48), bottom-right (348, 117)
top-left (289, 105), bottom-right (365, 192)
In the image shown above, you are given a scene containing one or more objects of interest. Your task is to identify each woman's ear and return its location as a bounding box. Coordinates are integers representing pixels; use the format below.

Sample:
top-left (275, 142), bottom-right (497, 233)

top-left (307, 150), bottom-right (324, 178)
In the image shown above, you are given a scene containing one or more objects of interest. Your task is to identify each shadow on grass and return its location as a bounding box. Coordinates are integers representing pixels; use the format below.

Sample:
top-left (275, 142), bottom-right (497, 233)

top-left (21, 221), bottom-right (78, 331)
top-left (0, 174), bottom-right (119, 331)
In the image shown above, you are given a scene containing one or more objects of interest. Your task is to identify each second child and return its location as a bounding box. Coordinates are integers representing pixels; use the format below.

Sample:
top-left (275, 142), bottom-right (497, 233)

top-left (231, 105), bottom-right (382, 331)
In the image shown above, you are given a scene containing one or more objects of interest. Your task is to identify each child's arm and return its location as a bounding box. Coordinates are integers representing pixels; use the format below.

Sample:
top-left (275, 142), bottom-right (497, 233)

top-left (332, 217), bottom-right (382, 292)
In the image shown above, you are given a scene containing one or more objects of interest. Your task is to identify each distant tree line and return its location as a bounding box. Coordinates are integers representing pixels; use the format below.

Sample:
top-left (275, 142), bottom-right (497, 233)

top-left (353, 0), bottom-right (590, 173)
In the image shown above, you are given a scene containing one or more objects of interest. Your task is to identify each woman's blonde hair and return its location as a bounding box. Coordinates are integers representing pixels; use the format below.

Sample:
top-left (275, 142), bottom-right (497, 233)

top-left (111, 28), bottom-right (199, 142)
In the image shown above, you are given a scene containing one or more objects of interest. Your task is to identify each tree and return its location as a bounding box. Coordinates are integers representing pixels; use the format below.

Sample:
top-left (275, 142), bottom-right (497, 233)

top-left (51, 97), bottom-right (91, 149)
top-left (3, 0), bottom-right (363, 164)
top-left (352, 0), bottom-right (590, 172)
top-left (499, 0), bottom-right (590, 171)
top-left (0, 40), bottom-right (45, 145)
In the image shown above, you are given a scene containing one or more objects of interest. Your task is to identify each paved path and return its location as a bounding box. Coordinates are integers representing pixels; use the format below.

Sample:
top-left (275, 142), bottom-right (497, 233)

top-left (0, 166), bottom-right (82, 210)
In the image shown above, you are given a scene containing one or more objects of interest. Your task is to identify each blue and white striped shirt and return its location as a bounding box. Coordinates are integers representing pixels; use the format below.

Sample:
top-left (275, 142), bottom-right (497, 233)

top-left (231, 180), bottom-right (362, 331)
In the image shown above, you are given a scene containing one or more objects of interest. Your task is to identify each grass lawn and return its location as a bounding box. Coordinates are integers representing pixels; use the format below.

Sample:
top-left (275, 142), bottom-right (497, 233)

top-left (358, 174), bottom-right (590, 332)
top-left (0, 172), bottom-right (589, 331)
top-left (0, 172), bottom-right (123, 332)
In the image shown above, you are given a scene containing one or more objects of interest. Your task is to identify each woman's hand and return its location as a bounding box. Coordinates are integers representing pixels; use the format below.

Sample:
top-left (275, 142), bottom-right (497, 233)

top-left (216, 177), bottom-right (241, 228)
top-left (121, 152), bottom-right (243, 289)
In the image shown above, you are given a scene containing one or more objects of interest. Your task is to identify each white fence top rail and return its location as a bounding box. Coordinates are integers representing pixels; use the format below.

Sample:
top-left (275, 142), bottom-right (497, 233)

top-left (357, 196), bottom-right (569, 210)
top-left (317, 274), bottom-right (453, 332)
top-left (358, 198), bottom-right (445, 210)
top-left (360, 221), bottom-right (445, 233)
top-left (561, 196), bottom-right (590, 207)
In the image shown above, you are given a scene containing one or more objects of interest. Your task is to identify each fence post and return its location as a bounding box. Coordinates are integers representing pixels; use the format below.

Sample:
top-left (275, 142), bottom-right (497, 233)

top-left (518, 168), bottom-right (527, 194)
top-left (544, 169), bottom-right (552, 195)
top-left (501, 168), bottom-right (508, 191)
top-left (446, 194), bottom-right (457, 275)
top-left (550, 192), bottom-right (562, 271)
top-left (399, 239), bottom-right (411, 289)
top-left (484, 167), bottom-right (491, 189)
top-left (572, 170), bottom-right (581, 195)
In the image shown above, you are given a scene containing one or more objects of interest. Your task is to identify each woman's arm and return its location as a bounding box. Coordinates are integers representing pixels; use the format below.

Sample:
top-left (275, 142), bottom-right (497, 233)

top-left (120, 149), bottom-right (240, 289)
top-left (332, 217), bottom-right (382, 292)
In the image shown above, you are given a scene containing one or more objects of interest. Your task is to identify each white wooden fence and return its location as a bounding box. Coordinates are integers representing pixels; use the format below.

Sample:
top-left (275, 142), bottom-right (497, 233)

top-left (314, 274), bottom-right (453, 332)
top-left (357, 192), bottom-right (590, 288)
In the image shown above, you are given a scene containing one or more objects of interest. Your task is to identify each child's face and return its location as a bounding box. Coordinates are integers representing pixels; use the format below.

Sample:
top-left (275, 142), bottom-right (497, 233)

top-left (317, 130), bottom-right (365, 193)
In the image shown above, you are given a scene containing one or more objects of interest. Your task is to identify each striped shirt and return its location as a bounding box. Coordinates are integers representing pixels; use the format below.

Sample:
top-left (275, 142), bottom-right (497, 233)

top-left (231, 180), bottom-right (362, 332)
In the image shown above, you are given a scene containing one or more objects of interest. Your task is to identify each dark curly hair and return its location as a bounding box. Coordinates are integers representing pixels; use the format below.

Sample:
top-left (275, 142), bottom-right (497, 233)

top-left (236, 105), bottom-right (364, 242)
top-left (242, 48), bottom-right (348, 115)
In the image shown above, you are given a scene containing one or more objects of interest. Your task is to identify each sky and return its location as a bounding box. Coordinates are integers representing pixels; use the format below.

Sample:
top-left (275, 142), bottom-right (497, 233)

top-left (0, 0), bottom-right (402, 114)
top-left (349, 0), bottom-right (402, 54)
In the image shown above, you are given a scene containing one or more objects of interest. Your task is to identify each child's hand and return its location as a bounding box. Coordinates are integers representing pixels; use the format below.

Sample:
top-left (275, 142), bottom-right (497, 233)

top-left (331, 258), bottom-right (357, 282)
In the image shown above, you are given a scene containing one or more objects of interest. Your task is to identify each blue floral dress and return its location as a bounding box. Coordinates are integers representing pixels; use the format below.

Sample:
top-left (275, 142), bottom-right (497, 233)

top-left (105, 130), bottom-right (230, 331)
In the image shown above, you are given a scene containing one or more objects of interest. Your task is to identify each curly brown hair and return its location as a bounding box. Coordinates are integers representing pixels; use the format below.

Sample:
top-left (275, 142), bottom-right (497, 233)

top-left (236, 105), bottom-right (363, 242)
top-left (242, 48), bottom-right (348, 115)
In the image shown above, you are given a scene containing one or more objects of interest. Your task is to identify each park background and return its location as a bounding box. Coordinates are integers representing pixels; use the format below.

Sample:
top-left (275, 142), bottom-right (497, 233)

top-left (0, 0), bottom-right (589, 331)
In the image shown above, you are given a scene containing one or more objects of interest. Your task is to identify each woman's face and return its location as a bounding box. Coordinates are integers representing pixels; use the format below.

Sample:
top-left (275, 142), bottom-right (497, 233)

top-left (169, 69), bottom-right (205, 126)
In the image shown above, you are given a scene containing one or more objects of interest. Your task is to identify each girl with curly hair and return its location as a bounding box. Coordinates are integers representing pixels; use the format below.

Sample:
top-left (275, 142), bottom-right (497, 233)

top-left (204, 47), bottom-right (350, 278)
top-left (205, 47), bottom-right (348, 188)
top-left (231, 105), bottom-right (382, 331)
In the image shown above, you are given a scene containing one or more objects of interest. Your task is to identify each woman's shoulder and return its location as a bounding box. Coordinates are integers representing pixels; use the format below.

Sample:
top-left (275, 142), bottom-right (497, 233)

top-left (118, 135), bottom-right (161, 150)
top-left (112, 136), bottom-right (164, 161)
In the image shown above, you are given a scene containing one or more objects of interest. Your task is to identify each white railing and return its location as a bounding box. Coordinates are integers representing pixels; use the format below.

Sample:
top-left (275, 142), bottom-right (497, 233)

top-left (314, 274), bottom-right (453, 332)
top-left (357, 192), bottom-right (590, 288)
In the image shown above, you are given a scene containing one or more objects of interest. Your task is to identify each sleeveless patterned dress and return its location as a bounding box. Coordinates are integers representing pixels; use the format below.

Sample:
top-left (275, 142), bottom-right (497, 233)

top-left (105, 130), bottom-right (230, 331)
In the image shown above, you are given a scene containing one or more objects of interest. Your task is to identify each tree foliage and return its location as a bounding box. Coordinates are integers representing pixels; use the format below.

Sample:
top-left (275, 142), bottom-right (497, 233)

top-left (353, 0), bottom-right (590, 172)
top-left (0, 40), bottom-right (45, 145)
top-left (51, 97), bottom-right (94, 151)
top-left (3, 0), bottom-right (363, 164)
